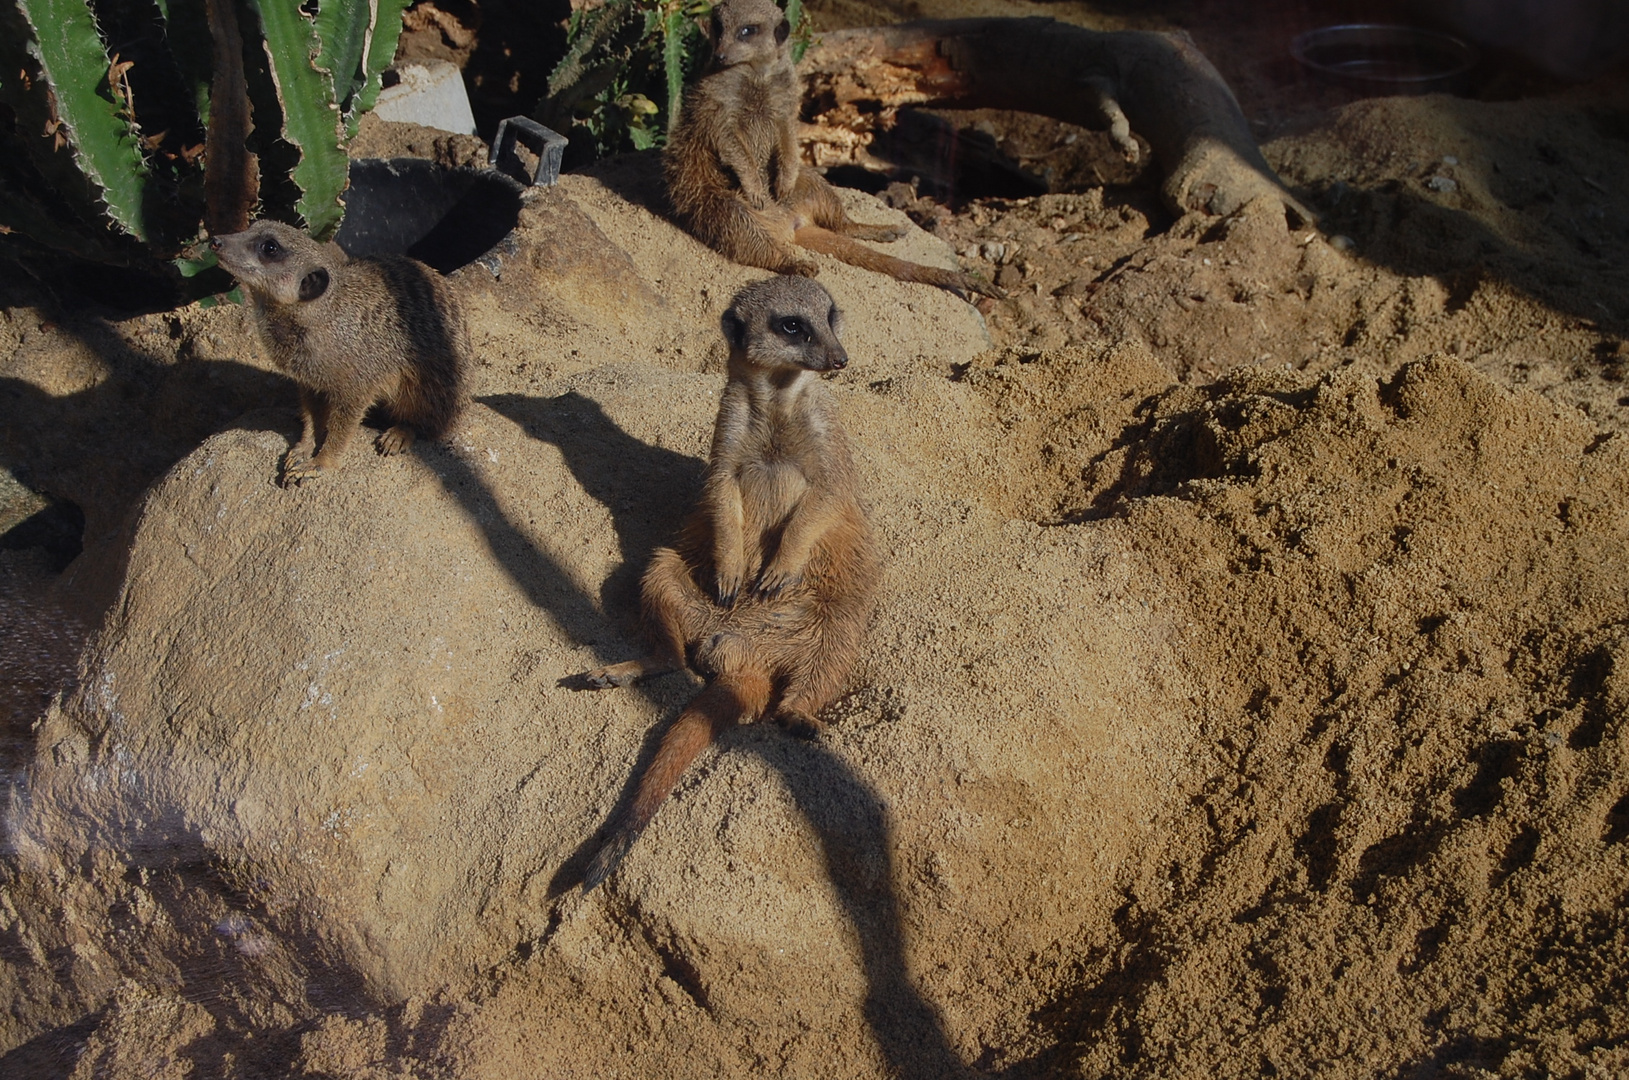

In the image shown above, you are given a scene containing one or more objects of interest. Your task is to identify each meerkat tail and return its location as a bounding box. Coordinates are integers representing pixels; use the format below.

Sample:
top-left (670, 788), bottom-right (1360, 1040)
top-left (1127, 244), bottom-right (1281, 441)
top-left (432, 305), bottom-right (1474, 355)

top-left (581, 670), bottom-right (772, 891)
top-left (791, 225), bottom-right (1005, 298)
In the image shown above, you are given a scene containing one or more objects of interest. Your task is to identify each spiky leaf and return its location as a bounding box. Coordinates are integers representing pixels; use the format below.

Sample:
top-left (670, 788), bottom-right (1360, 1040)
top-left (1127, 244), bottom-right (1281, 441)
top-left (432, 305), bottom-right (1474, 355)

top-left (245, 0), bottom-right (347, 238)
top-left (0, 168), bottom-right (117, 261)
top-left (315, 0), bottom-right (370, 117)
top-left (549, 0), bottom-right (636, 99)
top-left (784, 0), bottom-right (810, 63)
top-left (11, 0), bottom-right (150, 240)
top-left (662, 8), bottom-right (686, 132)
top-left (157, 0), bottom-right (215, 124)
top-left (349, 0), bottom-right (408, 131)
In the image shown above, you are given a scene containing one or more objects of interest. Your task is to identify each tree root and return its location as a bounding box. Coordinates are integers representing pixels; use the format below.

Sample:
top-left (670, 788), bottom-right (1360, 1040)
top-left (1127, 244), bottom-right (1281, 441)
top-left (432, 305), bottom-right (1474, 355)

top-left (800, 18), bottom-right (1315, 227)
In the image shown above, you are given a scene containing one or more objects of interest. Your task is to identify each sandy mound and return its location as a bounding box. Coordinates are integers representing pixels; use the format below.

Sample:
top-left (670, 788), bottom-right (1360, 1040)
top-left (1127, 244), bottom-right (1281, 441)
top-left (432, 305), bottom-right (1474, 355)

top-left (1, 94), bottom-right (1627, 1079)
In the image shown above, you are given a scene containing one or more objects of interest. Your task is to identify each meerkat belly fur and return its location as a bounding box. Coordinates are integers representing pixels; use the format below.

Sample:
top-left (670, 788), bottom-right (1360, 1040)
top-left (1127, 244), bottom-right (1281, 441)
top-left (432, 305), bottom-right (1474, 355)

top-left (578, 275), bottom-right (881, 888)
top-left (664, 0), bottom-right (1002, 299)
top-left (209, 221), bottom-right (470, 486)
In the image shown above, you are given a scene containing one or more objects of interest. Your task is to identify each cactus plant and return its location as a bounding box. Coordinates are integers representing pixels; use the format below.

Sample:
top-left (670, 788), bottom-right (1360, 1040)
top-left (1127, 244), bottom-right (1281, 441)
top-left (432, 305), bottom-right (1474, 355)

top-left (0, 0), bottom-right (407, 269)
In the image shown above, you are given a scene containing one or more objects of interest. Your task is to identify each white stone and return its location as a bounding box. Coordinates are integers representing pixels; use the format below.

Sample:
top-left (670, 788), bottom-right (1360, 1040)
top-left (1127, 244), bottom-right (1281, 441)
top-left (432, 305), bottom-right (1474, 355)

top-left (371, 62), bottom-right (477, 136)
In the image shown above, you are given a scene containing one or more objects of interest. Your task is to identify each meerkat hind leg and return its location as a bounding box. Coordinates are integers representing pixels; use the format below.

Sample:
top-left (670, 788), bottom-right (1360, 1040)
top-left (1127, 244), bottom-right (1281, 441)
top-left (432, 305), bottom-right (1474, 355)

top-left (705, 198), bottom-right (821, 277)
top-left (791, 171), bottom-right (908, 243)
top-left (582, 657), bottom-right (681, 689)
top-left (580, 546), bottom-right (720, 688)
top-left (775, 662), bottom-right (844, 740)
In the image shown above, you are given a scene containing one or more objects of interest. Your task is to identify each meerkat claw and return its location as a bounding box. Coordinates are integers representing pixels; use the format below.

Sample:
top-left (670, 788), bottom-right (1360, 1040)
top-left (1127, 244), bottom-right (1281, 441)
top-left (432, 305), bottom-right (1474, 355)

top-left (962, 274), bottom-right (1006, 301)
top-left (756, 568), bottom-right (802, 598)
top-left (584, 670), bottom-right (633, 689)
top-left (714, 573), bottom-right (742, 608)
top-left (780, 710), bottom-right (824, 739)
top-left (280, 458), bottom-right (324, 486)
top-left (376, 425), bottom-right (415, 455)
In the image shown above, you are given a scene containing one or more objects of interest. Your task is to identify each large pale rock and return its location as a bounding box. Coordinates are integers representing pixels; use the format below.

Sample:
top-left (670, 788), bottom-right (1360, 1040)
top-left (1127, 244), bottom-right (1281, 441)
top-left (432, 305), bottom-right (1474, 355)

top-left (10, 352), bottom-right (1191, 1016)
top-left (6, 171), bottom-right (1186, 1046)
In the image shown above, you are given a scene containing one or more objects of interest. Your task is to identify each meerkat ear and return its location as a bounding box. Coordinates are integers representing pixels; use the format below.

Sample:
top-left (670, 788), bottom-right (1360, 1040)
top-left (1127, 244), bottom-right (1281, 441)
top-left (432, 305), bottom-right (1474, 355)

top-left (297, 267), bottom-right (331, 302)
top-left (721, 309), bottom-right (746, 348)
top-left (775, 16), bottom-right (790, 45)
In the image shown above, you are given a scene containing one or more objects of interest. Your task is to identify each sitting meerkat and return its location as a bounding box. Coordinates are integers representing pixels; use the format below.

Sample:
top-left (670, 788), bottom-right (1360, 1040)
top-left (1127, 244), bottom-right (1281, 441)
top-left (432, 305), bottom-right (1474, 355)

top-left (577, 275), bottom-right (882, 889)
top-left (209, 221), bottom-right (470, 486)
top-left (664, 0), bottom-right (1002, 299)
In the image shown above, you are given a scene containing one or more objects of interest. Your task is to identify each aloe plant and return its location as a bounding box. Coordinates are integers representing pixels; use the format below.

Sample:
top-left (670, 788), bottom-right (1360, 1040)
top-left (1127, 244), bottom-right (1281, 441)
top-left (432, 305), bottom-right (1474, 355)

top-left (544, 0), bottom-right (809, 160)
top-left (0, 0), bottom-right (407, 267)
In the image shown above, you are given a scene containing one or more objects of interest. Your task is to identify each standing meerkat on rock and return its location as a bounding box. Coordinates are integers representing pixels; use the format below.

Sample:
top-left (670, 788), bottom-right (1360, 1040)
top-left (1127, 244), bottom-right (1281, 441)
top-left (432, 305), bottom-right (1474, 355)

top-left (577, 275), bottom-right (882, 888)
top-left (210, 221), bottom-right (470, 486)
top-left (664, 0), bottom-right (1002, 299)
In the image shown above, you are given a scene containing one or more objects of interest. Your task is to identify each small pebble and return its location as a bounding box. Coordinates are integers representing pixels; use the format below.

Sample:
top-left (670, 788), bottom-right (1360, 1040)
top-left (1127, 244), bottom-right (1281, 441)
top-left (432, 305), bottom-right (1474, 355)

top-left (1442, 154), bottom-right (1459, 166)
top-left (1329, 234), bottom-right (1355, 252)
top-left (1426, 175), bottom-right (1458, 194)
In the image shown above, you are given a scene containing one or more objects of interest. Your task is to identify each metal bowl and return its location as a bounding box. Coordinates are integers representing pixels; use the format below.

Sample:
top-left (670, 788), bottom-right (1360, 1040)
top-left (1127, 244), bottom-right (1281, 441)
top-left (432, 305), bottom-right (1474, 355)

top-left (1291, 24), bottom-right (1479, 93)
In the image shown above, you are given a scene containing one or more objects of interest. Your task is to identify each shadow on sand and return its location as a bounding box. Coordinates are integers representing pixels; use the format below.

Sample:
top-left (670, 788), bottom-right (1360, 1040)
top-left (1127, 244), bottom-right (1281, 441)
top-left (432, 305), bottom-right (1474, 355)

top-left (473, 387), bottom-right (971, 1078)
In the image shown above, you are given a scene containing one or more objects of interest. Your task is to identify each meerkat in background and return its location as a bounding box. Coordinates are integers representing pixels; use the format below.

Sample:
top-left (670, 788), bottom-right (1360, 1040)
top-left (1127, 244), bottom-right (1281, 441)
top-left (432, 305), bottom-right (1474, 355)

top-left (578, 276), bottom-right (881, 889)
top-left (209, 221), bottom-right (470, 486)
top-left (664, 0), bottom-right (1002, 300)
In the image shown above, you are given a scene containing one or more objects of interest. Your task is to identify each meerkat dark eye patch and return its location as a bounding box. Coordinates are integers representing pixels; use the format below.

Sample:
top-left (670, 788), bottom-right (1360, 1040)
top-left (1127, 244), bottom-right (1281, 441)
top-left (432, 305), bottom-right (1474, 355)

top-left (775, 17), bottom-right (789, 45)
top-left (739, 23), bottom-right (757, 39)
top-left (297, 267), bottom-right (331, 302)
top-left (780, 317), bottom-right (807, 339)
top-left (257, 236), bottom-right (285, 261)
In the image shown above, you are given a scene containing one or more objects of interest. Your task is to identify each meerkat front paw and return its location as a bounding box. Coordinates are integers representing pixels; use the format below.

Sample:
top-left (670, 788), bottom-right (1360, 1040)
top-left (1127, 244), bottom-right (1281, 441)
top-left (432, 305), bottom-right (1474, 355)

top-left (280, 443), bottom-right (320, 485)
top-left (715, 567), bottom-right (744, 608)
top-left (376, 425), bottom-right (416, 455)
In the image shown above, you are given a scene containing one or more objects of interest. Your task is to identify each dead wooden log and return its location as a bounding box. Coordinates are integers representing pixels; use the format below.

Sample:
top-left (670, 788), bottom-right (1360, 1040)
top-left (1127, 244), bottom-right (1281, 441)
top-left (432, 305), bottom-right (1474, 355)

top-left (800, 18), bottom-right (1314, 225)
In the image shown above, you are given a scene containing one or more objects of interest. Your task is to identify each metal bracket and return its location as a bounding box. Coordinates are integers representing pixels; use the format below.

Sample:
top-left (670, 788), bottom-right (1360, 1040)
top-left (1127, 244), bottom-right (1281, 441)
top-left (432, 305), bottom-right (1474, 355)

top-left (489, 117), bottom-right (569, 187)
